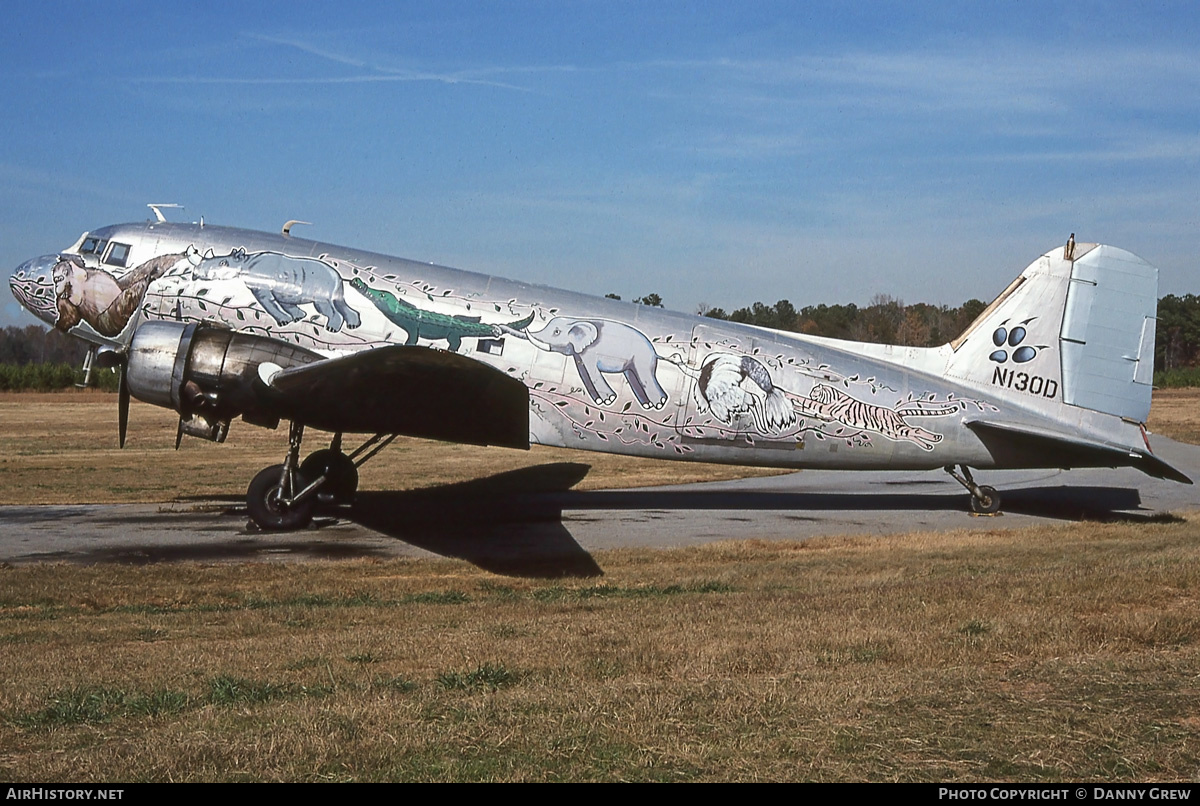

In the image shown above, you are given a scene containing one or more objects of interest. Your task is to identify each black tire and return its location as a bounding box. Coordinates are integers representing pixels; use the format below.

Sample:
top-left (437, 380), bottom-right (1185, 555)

top-left (969, 485), bottom-right (1001, 515)
top-left (247, 464), bottom-right (315, 530)
top-left (300, 449), bottom-right (359, 505)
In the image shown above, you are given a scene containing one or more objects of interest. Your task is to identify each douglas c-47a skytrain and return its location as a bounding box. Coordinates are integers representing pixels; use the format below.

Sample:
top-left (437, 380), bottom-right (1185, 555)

top-left (9, 206), bottom-right (1191, 529)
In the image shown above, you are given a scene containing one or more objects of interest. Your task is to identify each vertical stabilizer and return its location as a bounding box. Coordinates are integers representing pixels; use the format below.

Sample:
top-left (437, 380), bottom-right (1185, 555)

top-left (946, 243), bottom-right (1158, 424)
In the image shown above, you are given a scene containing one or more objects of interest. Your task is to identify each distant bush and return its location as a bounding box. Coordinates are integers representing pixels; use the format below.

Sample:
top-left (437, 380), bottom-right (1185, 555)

top-left (93, 368), bottom-right (121, 392)
top-left (1154, 367), bottom-right (1200, 388)
top-left (0, 324), bottom-right (90, 365)
top-left (0, 363), bottom-right (75, 391)
top-left (0, 363), bottom-right (120, 392)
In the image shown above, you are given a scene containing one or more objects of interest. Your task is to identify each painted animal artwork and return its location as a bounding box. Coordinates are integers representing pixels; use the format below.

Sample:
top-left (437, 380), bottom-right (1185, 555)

top-left (188, 247), bottom-right (361, 332)
top-left (520, 317), bottom-right (668, 409)
top-left (692, 353), bottom-right (797, 435)
top-left (795, 384), bottom-right (959, 451)
top-left (671, 349), bottom-right (963, 449)
top-left (51, 253), bottom-right (182, 337)
top-left (350, 278), bottom-right (534, 352)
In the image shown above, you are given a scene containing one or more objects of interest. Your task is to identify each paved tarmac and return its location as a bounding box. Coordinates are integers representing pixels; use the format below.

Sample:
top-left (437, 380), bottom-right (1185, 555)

top-left (1, 436), bottom-right (1196, 577)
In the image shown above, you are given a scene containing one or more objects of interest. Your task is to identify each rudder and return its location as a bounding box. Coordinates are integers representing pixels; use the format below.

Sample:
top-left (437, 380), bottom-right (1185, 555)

top-left (1059, 245), bottom-right (1157, 422)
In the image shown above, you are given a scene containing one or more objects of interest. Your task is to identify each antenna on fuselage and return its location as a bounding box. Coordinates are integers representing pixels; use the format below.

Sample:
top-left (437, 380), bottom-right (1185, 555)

top-left (282, 220), bottom-right (312, 237)
top-left (147, 203), bottom-right (183, 223)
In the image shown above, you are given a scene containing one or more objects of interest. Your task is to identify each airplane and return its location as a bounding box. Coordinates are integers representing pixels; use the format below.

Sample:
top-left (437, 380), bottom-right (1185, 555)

top-left (8, 205), bottom-right (1191, 530)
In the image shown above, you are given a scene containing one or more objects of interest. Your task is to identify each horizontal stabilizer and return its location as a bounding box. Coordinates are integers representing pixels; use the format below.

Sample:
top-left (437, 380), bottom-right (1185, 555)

top-left (965, 419), bottom-right (1192, 484)
top-left (264, 346), bottom-right (530, 449)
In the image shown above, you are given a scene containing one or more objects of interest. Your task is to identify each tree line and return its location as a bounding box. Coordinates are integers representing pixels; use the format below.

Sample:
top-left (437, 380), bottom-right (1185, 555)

top-left (700, 296), bottom-right (988, 349)
top-left (696, 293), bottom-right (1200, 376)
top-left (2, 291), bottom-right (1199, 390)
top-left (0, 325), bottom-right (90, 365)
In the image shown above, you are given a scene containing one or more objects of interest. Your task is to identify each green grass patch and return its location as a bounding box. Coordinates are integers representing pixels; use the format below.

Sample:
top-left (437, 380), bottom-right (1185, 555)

top-left (374, 675), bottom-right (418, 693)
top-left (205, 675), bottom-right (314, 705)
top-left (435, 663), bottom-right (521, 692)
top-left (403, 590), bottom-right (470, 605)
top-left (4, 589), bottom-right (473, 619)
top-left (958, 619), bottom-right (992, 636)
top-left (14, 686), bottom-right (191, 728)
top-left (14, 675), bottom-right (331, 729)
top-left (532, 580), bottom-right (732, 601)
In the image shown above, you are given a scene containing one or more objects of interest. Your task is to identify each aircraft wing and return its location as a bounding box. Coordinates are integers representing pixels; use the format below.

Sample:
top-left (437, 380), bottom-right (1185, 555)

top-left (964, 419), bottom-right (1192, 484)
top-left (262, 346), bottom-right (530, 450)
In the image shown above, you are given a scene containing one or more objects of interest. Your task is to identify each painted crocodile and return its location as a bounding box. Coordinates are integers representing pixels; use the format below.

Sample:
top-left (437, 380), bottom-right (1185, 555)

top-left (350, 278), bottom-right (534, 352)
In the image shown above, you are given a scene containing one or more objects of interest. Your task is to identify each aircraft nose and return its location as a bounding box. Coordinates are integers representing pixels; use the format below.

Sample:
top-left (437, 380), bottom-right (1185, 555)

top-left (9, 254), bottom-right (63, 326)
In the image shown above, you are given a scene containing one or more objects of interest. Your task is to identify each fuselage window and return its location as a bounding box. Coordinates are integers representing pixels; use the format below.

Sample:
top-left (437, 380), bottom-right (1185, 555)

top-left (104, 242), bottom-right (132, 268)
top-left (80, 236), bottom-right (108, 256)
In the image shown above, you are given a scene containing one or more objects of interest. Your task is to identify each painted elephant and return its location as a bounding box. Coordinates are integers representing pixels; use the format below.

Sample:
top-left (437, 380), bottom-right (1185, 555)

top-left (526, 316), bottom-right (667, 408)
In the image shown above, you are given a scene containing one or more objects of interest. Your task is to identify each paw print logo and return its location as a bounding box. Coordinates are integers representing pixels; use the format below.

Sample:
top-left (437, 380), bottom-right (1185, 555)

top-left (989, 319), bottom-right (1039, 364)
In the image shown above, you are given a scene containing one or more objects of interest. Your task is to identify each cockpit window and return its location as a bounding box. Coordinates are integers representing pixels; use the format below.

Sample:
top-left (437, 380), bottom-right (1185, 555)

top-left (80, 236), bottom-right (108, 256)
top-left (103, 242), bottom-right (131, 268)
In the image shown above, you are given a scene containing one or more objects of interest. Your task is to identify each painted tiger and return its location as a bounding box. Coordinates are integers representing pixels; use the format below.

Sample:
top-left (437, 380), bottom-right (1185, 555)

top-left (799, 384), bottom-right (959, 451)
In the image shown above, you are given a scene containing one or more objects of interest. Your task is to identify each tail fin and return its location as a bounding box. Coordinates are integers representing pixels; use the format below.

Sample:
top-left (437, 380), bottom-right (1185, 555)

top-left (945, 242), bottom-right (1158, 423)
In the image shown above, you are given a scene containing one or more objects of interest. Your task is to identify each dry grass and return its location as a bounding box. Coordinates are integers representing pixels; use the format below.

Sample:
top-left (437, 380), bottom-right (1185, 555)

top-left (1149, 388), bottom-right (1200, 445)
top-left (0, 391), bottom-right (782, 505)
top-left (1, 516), bottom-right (1199, 781)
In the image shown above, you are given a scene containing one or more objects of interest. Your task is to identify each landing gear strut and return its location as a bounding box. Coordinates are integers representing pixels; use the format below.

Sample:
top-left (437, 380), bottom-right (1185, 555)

top-left (246, 424), bottom-right (398, 530)
top-left (944, 464), bottom-right (1001, 515)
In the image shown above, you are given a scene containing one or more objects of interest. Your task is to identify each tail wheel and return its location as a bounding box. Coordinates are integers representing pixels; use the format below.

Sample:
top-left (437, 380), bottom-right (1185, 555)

top-left (247, 464), bottom-right (315, 530)
top-left (969, 485), bottom-right (1002, 515)
top-left (300, 449), bottom-right (359, 505)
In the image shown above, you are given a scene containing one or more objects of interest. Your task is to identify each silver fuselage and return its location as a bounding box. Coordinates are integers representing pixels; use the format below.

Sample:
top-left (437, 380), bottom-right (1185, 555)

top-left (9, 219), bottom-right (1158, 475)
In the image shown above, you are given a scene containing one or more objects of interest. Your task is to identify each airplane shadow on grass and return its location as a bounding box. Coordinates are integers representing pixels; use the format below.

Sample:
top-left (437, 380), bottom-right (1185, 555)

top-left (339, 462), bottom-right (1178, 578)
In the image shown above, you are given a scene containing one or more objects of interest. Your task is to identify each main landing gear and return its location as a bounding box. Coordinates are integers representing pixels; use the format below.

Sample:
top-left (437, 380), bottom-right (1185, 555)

top-left (246, 422), bottom-right (398, 530)
top-left (944, 464), bottom-right (1001, 515)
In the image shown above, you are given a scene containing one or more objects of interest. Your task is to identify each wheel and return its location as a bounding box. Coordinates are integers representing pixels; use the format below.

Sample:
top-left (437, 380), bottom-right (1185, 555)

top-left (968, 485), bottom-right (1001, 515)
top-left (247, 464), bottom-right (315, 530)
top-left (300, 449), bottom-right (359, 505)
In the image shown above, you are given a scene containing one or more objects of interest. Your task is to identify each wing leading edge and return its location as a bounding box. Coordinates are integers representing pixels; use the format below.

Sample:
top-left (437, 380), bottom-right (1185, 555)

top-left (263, 346), bottom-right (530, 450)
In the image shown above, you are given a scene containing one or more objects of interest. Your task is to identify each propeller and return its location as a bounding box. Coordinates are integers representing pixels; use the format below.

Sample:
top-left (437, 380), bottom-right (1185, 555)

top-left (118, 364), bottom-right (130, 448)
top-left (94, 347), bottom-right (130, 448)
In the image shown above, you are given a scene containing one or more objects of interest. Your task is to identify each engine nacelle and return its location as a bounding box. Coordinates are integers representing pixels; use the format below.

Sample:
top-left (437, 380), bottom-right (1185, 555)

top-left (126, 321), bottom-right (323, 438)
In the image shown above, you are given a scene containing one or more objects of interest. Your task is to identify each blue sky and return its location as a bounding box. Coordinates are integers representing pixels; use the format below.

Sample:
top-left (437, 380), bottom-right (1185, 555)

top-left (2, 1), bottom-right (1197, 328)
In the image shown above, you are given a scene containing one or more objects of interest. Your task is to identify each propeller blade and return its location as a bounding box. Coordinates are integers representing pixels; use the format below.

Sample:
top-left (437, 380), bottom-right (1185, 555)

top-left (118, 365), bottom-right (130, 448)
